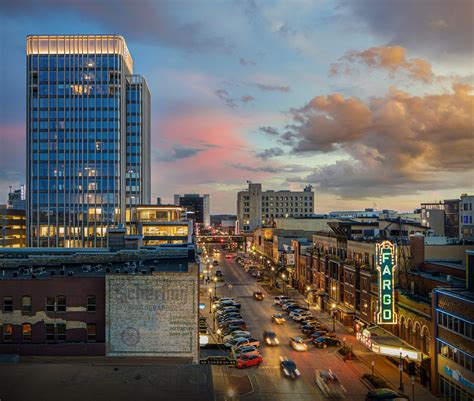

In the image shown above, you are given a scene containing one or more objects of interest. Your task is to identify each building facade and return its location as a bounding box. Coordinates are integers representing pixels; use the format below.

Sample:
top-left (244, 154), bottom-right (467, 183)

top-left (460, 195), bottom-right (474, 241)
top-left (174, 194), bottom-right (210, 226)
top-left (26, 35), bottom-right (150, 248)
top-left (237, 182), bottom-right (315, 232)
top-left (0, 206), bottom-right (26, 248)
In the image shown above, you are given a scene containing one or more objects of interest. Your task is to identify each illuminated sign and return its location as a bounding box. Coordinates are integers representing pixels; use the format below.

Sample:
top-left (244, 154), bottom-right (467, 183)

top-left (376, 241), bottom-right (397, 325)
top-left (356, 329), bottom-right (372, 350)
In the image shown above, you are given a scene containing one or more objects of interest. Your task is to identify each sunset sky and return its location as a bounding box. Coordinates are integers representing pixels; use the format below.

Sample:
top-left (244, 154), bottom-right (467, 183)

top-left (0, 0), bottom-right (473, 214)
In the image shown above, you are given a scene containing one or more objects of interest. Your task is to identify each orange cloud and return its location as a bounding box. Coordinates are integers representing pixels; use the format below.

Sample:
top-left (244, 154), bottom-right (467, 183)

top-left (331, 45), bottom-right (434, 83)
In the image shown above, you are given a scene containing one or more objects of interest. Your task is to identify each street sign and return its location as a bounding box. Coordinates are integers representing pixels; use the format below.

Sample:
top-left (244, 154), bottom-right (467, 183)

top-left (199, 356), bottom-right (237, 366)
top-left (376, 241), bottom-right (397, 325)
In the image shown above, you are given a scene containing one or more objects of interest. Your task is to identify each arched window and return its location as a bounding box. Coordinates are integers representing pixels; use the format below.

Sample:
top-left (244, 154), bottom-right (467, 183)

top-left (421, 326), bottom-right (431, 355)
top-left (407, 319), bottom-right (413, 344)
top-left (413, 322), bottom-right (422, 349)
top-left (399, 316), bottom-right (406, 340)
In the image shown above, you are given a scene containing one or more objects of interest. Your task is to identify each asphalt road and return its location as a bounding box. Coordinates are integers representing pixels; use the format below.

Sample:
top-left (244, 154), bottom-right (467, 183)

top-left (209, 248), bottom-right (369, 401)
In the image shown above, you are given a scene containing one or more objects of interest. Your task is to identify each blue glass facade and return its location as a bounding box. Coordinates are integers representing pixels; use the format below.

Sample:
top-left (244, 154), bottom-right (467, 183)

top-left (26, 36), bottom-right (150, 247)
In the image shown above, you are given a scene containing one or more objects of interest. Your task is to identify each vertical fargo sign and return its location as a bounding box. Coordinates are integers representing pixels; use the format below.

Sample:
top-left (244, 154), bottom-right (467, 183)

top-left (376, 241), bottom-right (397, 325)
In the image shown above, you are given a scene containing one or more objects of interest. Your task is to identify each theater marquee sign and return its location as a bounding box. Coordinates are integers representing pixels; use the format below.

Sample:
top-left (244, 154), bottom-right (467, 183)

top-left (106, 273), bottom-right (198, 362)
top-left (376, 241), bottom-right (397, 325)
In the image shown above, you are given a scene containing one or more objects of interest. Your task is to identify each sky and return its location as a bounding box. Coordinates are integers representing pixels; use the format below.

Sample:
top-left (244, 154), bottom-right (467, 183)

top-left (0, 0), bottom-right (473, 214)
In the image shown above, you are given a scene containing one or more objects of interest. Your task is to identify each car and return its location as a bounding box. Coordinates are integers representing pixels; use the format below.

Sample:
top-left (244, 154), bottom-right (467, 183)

top-left (290, 337), bottom-right (308, 351)
top-left (216, 308), bottom-right (239, 317)
top-left (308, 330), bottom-right (334, 339)
top-left (225, 336), bottom-right (251, 348)
top-left (216, 270), bottom-right (223, 277)
top-left (217, 312), bottom-right (242, 321)
top-left (289, 309), bottom-right (306, 318)
top-left (280, 357), bottom-right (300, 378)
top-left (291, 312), bottom-right (312, 321)
top-left (222, 331), bottom-right (251, 342)
top-left (282, 303), bottom-right (298, 311)
top-left (216, 301), bottom-right (241, 310)
top-left (273, 296), bottom-right (290, 305)
top-left (272, 314), bottom-right (286, 325)
top-left (313, 336), bottom-right (342, 348)
top-left (231, 337), bottom-right (260, 349)
top-left (213, 260), bottom-right (219, 266)
top-left (234, 345), bottom-right (260, 357)
top-left (314, 369), bottom-right (346, 398)
top-left (219, 320), bottom-right (246, 330)
top-left (263, 331), bottom-right (279, 346)
top-left (365, 389), bottom-right (409, 401)
top-left (223, 325), bottom-right (248, 336)
top-left (236, 354), bottom-right (263, 369)
top-left (253, 291), bottom-right (265, 301)
top-left (301, 325), bottom-right (319, 335)
top-left (225, 254), bottom-right (233, 259)
top-left (279, 299), bottom-right (295, 307)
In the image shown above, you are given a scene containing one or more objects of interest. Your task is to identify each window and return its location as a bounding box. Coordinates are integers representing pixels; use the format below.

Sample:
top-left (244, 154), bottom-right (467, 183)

top-left (56, 296), bottom-right (66, 312)
top-left (3, 324), bottom-right (13, 342)
top-left (22, 323), bottom-right (32, 342)
top-left (3, 296), bottom-right (13, 312)
top-left (45, 324), bottom-right (55, 342)
top-left (87, 323), bottom-right (97, 342)
top-left (87, 296), bottom-right (96, 312)
top-left (57, 324), bottom-right (66, 342)
top-left (22, 296), bottom-right (32, 313)
top-left (46, 297), bottom-right (55, 312)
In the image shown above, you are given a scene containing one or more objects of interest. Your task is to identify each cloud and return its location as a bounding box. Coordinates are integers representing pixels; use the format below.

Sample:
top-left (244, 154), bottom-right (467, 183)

top-left (154, 144), bottom-right (215, 162)
top-left (215, 89), bottom-right (238, 108)
top-left (239, 57), bottom-right (257, 66)
top-left (229, 162), bottom-right (309, 174)
top-left (245, 82), bottom-right (291, 92)
top-left (342, 0), bottom-right (474, 59)
top-left (258, 126), bottom-right (280, 136)
top-left (283, 83), bottom-right (474, 197)
top-left (1, 0), bottom-right (234, 53)
top-left (241, 95), bottom-right (255, 103)
top-left (331, 46), bottom-right (434, 83)
top-left (256, 147), bottom-right (285, 160)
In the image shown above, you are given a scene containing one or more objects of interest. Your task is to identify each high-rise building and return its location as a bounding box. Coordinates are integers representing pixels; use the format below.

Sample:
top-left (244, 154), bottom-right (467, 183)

top-left (460, 194), bottom-right (474, 241)
top-left (26, 35), bottom-right (150, 247)
top-left (174, 194), bottom-right (210, 226)
top-left (237, 182), bottom-right (315, 232)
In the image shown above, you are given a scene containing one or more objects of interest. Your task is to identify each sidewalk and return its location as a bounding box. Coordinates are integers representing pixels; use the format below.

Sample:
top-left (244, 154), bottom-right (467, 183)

top-left (262, 284), bottom-right (439, 401)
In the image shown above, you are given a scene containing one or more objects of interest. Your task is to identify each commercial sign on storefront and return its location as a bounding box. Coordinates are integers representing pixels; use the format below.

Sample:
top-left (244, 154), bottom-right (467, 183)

top-left (376, 241), bottom-right (397, 325)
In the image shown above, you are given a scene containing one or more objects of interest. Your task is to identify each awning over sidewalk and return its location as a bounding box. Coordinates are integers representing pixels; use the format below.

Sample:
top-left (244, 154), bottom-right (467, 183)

top-left (335, 303), bottom-right (355, 314)
top-left (357, 325), bottom-right (423, 362)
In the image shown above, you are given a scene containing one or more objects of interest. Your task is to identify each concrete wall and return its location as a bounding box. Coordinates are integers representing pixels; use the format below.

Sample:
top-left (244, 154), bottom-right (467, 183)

top-left (425, 244), bottom-right (474, 267)
top-left (274, 218), bottom-right (335, 232)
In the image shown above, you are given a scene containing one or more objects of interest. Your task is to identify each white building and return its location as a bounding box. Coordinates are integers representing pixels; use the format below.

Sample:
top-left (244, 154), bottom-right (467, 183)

top-left (237, 182), bottom-right (314, 232)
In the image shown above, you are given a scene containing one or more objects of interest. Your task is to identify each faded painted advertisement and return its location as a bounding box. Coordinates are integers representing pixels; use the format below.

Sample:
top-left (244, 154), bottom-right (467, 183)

top-left (106, 273), bottom-right (198, 362)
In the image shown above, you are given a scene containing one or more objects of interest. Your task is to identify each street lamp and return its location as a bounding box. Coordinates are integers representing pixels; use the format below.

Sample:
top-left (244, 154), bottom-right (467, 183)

top-left (371, 360), bottom-right (375, 377)
top-left (411, 375), bottom-right (415, 401)
top-left (398, 348), bottom-right (405, 392)
top-left (211, 304), bottom-right (217, 331)
top-left (228, 388), bottom-right (236, 401)
top-left (213, 276), bottom-right (218, 298)
top-left (306, 286), bottom-right (311, 309)
top-left (331, 303), bottom-right (336, 332)
top-left (208, 288), bottom-right (213, 313)
top-left (282, 274), bottom-right (287, 295)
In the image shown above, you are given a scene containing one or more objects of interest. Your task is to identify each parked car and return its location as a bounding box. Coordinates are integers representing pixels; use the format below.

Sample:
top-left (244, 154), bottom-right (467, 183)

top-left (313, 336), bottom-right (342, 348)
top-left (291, 312), bottom-right (312, 321)
top-left (219, 320), bottom-right (246, 330)
top-left (253, 291), bottom-right (265, 301)
top-left (215, 270), bottom-right (223, 277)
top-left (271, 314), bottom-right (286, 325)
top-left (213, 260), bottom-right (219, 266)
top-left (290, 337), bottom-right (308, 351)
top-left (314, 369), bottom-right (346, 398)
top-left (222, 331), bottom-right (251, 343)
top-left (225, 336), bottom-right (252, 348)
top-left (280, 357), bottom-right (300, 378)
top-left (308, 330), bottom-right (334, 339)
top-left (236, 354), bottom-right (263, 369)
top-left (365, 389), bottom-right (409, 401)
top-left (282, 303), bottom-right (298, 311)
top-left (273, 296), bottom-right (290, 305)
top-left (301, 324), bottom-right (319, 335)
top-left (223, 325), bottom-right (248, 336)
top-left (216, 301), bottom-right (241, 310)
top-left (233, 338), bottom-right (260, 349)
top-left (235, 345), bottom-right (260, 357)
top-left (263, 331), bottom-right (279, 346)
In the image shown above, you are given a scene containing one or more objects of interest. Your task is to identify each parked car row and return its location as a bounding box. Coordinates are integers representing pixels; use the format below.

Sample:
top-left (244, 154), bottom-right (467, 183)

top-left (214, 297), bottom-right (263, 369)
top-left (273, 296), bottom-right (342, 349)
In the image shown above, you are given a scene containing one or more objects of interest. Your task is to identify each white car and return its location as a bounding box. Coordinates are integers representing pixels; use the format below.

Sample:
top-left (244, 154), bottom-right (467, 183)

top-left (222, 331), bottom-right (251, 343)
top-left (289, 309), bottom-right (307, 318)
top-left (290, 337), bottom-right (308, 351)
top-left (273, 296), bottom-right (290, 305)
top-left (292, 312), bottom-right (312, 322)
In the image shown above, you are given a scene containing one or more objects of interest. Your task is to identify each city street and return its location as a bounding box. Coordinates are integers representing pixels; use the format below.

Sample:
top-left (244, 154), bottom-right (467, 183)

top-left (206, 248), bottom-right (369, 401)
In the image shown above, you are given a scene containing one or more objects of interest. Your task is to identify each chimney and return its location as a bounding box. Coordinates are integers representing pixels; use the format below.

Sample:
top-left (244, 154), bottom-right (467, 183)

top-left (410, 233), bottom-right (425, 270)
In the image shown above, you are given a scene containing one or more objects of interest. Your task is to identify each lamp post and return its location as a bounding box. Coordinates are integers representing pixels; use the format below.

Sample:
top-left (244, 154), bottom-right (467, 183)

top-left (213, 276), bottom-right (218, 299)
top-left (411, 375), bottom-right (415, 401)
top-left (371, 360), bottom-right (375, 377)
top-left (331, 303), bottom-right (336, 332)
top-left (208, 288), bottom-right (213, 313)
top-left (306, 285), bottom-right (311, 309)
top-left (271, 267), bottom-right (275, 288)
top-left (399, 348), bottom-right (405, 392)
top-left (211, 304), bottom-right (216, 331)
top-left (228, 283), bottom-right (233, 298)
top-left (282, 274), bottom-right (287, 295)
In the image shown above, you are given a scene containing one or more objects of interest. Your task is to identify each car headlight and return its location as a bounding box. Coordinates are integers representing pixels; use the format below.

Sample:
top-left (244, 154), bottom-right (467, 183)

top-left (266, 339), bottom-right (271, 344)
top-left (295, 369), bottom-right (300, 376)
top-left (275, 338), bottom-right (279, 344)
top-left (283, 369), bottom-right (289, 376)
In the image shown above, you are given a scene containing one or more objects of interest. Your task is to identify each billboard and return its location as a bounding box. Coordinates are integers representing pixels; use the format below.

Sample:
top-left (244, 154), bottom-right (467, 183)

top-left (376, 241), bottom-right (397, 325)
top-left (285, 253), bottom-right (295, 266)
top-left (106, 273), bottom-right (198, 362)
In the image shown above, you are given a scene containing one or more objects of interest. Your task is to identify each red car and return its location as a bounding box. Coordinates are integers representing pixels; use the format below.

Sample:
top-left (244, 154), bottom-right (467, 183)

top-left (236, 354), bottom-right (263, 368)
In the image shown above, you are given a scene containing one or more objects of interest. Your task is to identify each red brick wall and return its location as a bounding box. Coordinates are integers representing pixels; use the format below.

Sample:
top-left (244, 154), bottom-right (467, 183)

top-left (0, 277), bottom-right (105, 356)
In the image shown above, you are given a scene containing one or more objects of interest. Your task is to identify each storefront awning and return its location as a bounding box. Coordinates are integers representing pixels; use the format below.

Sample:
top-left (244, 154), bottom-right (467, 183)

top-left (335, 303), bottom-right (355, 314)
top-left (357, 326), bottom-right (423, 361)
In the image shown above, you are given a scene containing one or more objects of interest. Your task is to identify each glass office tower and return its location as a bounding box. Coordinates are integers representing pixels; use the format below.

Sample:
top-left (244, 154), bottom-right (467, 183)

top-left (26, 35), bottom-right (150, 247)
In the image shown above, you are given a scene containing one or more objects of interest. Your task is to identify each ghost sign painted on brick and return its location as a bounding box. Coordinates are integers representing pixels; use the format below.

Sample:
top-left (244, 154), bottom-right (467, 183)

top-left (376, 241), bottom-right (397, 325)
top-left (106, 273), bottom-right (198, 362)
